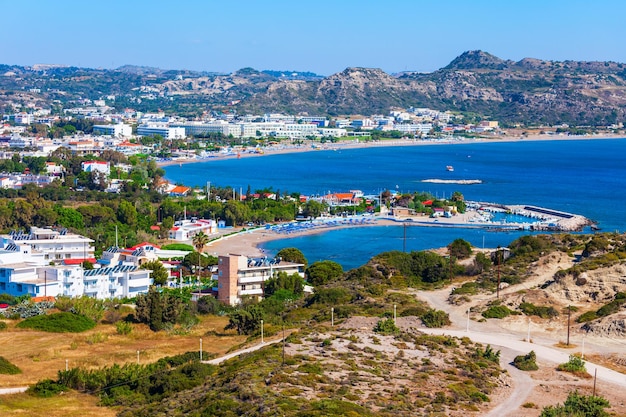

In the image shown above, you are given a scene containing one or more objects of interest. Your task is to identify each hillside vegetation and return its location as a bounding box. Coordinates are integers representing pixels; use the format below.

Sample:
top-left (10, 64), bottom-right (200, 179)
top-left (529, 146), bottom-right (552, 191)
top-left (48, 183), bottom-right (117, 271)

top-left (3, 50), bottom-right (626, 125)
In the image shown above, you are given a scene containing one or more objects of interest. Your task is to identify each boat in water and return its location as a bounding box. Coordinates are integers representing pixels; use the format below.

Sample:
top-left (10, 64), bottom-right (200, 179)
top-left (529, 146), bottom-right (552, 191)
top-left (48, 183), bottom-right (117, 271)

top-left (446, 165), bottom-right (454, 172)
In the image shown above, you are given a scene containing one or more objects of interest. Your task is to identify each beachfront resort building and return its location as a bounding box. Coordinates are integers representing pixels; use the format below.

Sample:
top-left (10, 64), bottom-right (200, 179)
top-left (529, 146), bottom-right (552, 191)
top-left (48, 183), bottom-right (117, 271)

top-left (217, 254), bottom-right (305, 306)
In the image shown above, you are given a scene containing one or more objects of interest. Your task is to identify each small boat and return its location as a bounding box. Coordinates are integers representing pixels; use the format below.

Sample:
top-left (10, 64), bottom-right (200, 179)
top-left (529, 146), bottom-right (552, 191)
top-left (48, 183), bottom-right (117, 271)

top-left (446, 165), bottom-right (454, 172)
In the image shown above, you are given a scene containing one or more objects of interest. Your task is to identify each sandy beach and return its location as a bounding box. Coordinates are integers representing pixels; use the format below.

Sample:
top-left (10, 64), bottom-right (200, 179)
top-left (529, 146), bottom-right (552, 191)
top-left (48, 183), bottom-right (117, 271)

top-left (156, 133), bottom-right (624, 168)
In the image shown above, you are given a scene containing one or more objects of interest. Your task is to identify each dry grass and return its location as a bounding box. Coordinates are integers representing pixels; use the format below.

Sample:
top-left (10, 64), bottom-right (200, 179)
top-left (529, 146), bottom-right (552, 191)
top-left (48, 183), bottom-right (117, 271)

top-left (0, 315), bottom-right (245, 388)
top-left (0, 390), bottom-right (118, 417)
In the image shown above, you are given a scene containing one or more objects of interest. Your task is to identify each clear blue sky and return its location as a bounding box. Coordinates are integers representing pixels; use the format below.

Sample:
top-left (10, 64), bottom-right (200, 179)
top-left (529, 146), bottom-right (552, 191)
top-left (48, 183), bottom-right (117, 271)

top-left (3, 0), bottom-right (626, 75)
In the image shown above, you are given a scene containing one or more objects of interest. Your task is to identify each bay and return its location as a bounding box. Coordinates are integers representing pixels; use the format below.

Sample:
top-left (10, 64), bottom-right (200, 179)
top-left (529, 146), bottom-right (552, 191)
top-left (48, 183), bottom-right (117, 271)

top-left (164, 138), bottom-right (626, 269)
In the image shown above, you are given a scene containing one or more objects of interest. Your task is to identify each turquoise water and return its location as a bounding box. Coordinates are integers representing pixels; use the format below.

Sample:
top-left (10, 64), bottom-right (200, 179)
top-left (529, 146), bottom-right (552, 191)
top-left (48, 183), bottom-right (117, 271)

top-left (164, 138), bottom-right (626, 269)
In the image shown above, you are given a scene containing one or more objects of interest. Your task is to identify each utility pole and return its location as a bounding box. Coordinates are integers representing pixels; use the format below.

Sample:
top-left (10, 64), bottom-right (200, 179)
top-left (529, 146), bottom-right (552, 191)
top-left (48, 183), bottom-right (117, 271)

top-left (567, 305), bottom-right (571, 346)
top-left (496, 246), bottom-right (501, 299)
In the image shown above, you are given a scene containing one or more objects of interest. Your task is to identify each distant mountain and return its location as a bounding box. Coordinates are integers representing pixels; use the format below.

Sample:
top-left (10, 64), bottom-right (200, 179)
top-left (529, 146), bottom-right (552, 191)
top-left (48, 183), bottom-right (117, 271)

top-left (2, 51), bottom-right (626, 125)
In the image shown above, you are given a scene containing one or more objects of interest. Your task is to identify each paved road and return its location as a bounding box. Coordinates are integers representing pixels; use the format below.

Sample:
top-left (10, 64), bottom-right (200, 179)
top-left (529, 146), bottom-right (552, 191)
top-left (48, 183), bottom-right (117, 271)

top-left (202, 336), bottom-right (285, 365)
top-left (421, 327), bottom-right (626, 386)
top-left (0, 387), bottom-right (28, 395)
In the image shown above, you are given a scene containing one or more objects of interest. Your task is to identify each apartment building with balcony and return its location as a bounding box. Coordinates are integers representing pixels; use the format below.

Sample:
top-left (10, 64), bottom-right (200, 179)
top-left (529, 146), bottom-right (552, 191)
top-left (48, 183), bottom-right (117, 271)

top-left (217, 254), bottom-right (305, 306)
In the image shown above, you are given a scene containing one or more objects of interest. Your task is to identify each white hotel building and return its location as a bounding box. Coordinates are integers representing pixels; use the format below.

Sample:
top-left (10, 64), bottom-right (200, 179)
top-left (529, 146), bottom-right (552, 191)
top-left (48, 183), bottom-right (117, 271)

top-left (0, 227), bottom-right (152, 299)
top-left (137, 123), bottom-right (186, 139)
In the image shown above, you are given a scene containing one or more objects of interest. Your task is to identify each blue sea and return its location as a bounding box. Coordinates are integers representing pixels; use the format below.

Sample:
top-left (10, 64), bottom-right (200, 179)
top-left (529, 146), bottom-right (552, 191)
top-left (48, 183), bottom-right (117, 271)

top-left (164, 138), bottom-right (626, 270)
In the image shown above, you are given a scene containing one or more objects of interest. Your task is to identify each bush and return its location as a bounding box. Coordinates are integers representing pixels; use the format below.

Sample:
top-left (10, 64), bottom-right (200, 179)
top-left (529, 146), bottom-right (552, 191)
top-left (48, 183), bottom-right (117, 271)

top-left (116, 321), bottom-right (133, 335)
top-left (421, 309), bottom-right (451, 328)
top-left (452, 281), bottom-right (478, 295)
top-left (1, 300), bottom-right (54, 319)
top-left (557, 355), bottom-right (586, 374)
top-left (17, 312), bottom-right (96, 333)
top-left (519, 302), bottom-right (559, 319)
top-left (373, 318), bottom-right (399, 335)
top-left (513, 351), bottom-right (538, 371)
top-left (474, 344), bottom-right (500, 363)
top-left (0, 356), bottom-right (21, 374)
top-left (27, 379), bottom-right (67, 397)
top-left (482, 305), bottom-right (514, 319)
top-left (576, 310), bottom-right (598, 323)
top-left (0, 321), bottom-right (7, 331)
top-left (540, 390), bottom-right (610, 417)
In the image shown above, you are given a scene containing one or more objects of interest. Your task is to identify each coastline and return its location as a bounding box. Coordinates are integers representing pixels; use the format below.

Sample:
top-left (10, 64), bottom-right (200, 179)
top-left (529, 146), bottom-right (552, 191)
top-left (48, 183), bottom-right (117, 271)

top-left (204, 202), bottom-right (592, 259)
top-left (157, 134), bottom-right (625, 168)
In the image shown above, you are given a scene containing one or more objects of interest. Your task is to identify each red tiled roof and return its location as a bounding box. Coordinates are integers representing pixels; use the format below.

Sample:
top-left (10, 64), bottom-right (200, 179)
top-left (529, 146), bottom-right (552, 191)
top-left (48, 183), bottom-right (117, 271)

top-left (129, 241), bottom-right (161, 250)
top-left (63, 258), bottom-right (97, 265)
top-left (170, 185), bottom-right (190, 194)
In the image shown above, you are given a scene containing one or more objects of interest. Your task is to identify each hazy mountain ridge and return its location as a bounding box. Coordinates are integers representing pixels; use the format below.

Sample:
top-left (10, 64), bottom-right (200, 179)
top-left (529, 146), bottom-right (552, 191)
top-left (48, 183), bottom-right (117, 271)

top-left (2, 50), bottom-right (626, 124)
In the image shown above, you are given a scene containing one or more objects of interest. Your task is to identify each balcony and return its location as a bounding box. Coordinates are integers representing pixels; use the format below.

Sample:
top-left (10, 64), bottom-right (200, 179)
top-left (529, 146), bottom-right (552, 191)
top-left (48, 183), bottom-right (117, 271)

top-left (238, 288), bottom-right (263, 296)
top-left (238, 276), bottom-right (265, 285)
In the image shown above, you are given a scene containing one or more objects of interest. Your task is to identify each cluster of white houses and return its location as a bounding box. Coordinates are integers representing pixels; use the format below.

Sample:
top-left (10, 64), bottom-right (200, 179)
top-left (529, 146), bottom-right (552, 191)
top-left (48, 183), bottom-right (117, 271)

top-left (0, 225), bottom-right (305, 307)
top-left (0, 227), bottom-right (152, 300)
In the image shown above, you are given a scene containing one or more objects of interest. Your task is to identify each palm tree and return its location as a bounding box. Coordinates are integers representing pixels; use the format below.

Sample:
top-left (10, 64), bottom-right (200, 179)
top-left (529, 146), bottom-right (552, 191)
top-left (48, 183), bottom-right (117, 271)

top-left (192, 231), bottom-right (210, 280)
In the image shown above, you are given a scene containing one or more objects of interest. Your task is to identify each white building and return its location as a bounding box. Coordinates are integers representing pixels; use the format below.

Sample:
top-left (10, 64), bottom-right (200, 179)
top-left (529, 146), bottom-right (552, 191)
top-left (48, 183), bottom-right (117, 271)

top-left (81, 160), bottom-right (110, 175)
top-left (137, 123), bottom-right (186, 139)
top-left (93, 123), bottom-right (133, 138)
top-left (0, 227), bottom-right (95, 265)
top-left (169, 219), bottom-right (217, 241)
top-left (83, 265), bottom-right (152, 299)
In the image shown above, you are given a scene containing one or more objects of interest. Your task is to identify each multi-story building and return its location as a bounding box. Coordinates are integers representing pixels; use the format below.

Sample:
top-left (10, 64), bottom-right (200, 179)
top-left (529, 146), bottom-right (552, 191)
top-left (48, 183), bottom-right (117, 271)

top-left (93, 123), bottom-right (133, 137)
top-left (217, 254), bottom-right (305, 306)
top-left (83, 265), bottom-right (151, 299)
top-left (137, 123), bottom-right (186, 139)
top-left (0, 227), bottom-right (95, 265)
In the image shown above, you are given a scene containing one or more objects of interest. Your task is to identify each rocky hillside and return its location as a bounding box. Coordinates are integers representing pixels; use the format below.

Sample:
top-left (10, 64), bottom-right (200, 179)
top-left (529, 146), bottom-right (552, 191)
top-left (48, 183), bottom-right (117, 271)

top-left (2, 50), bottom-right (626, 125)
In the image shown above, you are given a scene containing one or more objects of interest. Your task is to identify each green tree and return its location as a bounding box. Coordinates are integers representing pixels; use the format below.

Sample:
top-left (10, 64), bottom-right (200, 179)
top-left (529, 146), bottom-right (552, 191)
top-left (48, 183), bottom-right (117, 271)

top-left (160, 216), bottom-right (174, 239)
top-left (264, 272), bottom-right (304, 298)
top-left (306, 260), bottom-right (343, 286)
top-left (302, 200), bottom-right (326, 218)
top-left (225, 305), bottom-right (264, 335)
top-left (117, 200), bottom-right (138, 227)
top-left (447, 238), bottom-right (472, 259)
top-left (196, 296), bottom-right (223, 315)
top-left (276, 247), bottom-right (308, 267)
top-left (141, 260), bottom-right (169, 286)
top-left (192, 231), bottom-right (210, 254)
top-left (135, 287), bottom-right (187, 331)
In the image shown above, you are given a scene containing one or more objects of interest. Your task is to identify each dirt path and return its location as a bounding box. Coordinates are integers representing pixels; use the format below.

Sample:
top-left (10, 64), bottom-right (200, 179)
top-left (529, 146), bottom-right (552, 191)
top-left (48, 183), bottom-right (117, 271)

top-left (411, 250), bottom-right (626, 414)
